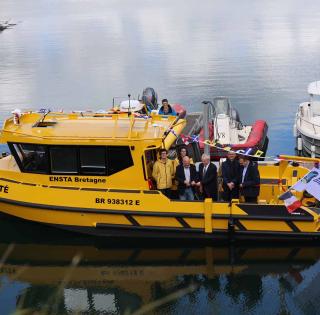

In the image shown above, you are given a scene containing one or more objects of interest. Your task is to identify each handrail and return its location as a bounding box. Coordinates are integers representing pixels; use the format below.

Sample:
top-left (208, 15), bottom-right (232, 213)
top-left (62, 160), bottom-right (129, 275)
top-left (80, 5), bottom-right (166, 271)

top-left (1, 129), bottom-right (164, 141)
top-left (297, 113), bottom-right (320, 134)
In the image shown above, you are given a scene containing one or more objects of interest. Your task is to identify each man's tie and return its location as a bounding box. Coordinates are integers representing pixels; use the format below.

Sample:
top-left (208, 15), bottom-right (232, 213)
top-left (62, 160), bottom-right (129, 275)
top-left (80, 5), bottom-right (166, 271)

top-left (203, 165), bottom-right (207, 177)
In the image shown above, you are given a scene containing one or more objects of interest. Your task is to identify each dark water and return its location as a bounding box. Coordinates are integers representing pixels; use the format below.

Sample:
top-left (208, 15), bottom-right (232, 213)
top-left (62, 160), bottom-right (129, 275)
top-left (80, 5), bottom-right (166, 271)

top-left (1, 0), bottom-right (320, 314)
top-left (1, 216), bottom-right (320, 315)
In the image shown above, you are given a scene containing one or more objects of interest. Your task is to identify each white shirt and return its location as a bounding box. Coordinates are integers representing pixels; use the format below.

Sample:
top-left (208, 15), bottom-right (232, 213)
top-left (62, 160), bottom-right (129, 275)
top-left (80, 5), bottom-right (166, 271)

top-left (242, 165), bottom-right (249, 183)
top-left (184, 167), bottom-right (190, 183)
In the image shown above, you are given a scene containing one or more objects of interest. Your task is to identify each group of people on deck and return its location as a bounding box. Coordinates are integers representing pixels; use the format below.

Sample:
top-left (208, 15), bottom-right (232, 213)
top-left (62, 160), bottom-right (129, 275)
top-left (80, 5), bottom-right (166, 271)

top-left (152, 147), bottom-right (260, 203)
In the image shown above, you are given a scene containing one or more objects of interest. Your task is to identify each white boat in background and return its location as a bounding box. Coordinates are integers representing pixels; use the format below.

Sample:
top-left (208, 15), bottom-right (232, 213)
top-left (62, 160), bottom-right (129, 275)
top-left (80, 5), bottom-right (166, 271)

top-left (294, 81), bottom-right (320, 157)
top-left (198, 97), bottom-right (268, 160)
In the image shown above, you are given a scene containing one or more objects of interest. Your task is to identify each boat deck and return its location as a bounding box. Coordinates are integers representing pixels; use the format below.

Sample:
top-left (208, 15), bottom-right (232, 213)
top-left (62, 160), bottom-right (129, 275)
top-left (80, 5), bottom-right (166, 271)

top-left (1, 111), bottom-right (183, 143)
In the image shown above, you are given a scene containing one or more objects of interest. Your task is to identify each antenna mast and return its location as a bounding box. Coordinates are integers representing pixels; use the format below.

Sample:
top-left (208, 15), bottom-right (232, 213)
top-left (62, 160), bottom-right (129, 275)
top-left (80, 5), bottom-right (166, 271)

top-left (128, 94), bottom-right (131, 116)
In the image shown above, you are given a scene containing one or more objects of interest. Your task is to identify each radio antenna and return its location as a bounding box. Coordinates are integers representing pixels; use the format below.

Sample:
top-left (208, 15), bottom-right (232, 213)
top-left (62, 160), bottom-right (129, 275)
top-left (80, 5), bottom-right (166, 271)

top-left (128, 94), bottom-right (131, 116)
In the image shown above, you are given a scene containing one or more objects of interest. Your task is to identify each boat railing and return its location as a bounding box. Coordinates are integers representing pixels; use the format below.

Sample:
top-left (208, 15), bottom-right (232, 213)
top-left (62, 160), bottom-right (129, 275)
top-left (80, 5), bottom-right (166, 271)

top-left (297, 114), bottom-right (320, 134)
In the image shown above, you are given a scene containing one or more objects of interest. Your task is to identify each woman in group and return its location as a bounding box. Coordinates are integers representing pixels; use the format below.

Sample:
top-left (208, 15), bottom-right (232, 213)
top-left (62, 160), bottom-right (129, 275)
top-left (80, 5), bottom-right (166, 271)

top-left (175, 146), bottom-right (193, 166)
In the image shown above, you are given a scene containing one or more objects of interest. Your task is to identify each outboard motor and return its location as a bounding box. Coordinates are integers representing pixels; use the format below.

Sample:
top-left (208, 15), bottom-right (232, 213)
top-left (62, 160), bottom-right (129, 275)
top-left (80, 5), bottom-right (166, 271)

top-left (142, 87), bottom-right (158, 112)
top-left (230, 108), bottom-right (240, 122)
top-left (213, 97), bottom-right (231, 116)
top-left (230, 108), bottom-right (242, 129)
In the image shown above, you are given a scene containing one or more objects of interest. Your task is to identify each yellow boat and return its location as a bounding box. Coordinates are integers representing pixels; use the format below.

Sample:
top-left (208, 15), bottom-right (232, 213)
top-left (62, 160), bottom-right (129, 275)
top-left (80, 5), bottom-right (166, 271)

top-left (0, 107), bottom-right (319, 240)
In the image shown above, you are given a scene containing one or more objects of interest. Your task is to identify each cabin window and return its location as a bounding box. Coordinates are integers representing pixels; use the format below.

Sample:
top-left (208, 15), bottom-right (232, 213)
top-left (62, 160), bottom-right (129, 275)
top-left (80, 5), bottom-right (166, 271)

top-left (80, 147), bottom-right (106, 175)
top-left (50, 146), bottom-right (78, 174)
top-left (107, 146), bottom-right (133, 175)
top-left (12, 143), bottom-right (48, 173)
top-left (10, 143), bottom-right (134, 176)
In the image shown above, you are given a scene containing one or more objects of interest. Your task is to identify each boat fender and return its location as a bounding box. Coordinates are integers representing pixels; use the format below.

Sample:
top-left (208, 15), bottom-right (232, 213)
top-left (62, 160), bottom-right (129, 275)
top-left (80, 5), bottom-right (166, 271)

top-left (172, 104), bottom-right (187, 118)
top-left (297, 137), bottom-right (303, 151)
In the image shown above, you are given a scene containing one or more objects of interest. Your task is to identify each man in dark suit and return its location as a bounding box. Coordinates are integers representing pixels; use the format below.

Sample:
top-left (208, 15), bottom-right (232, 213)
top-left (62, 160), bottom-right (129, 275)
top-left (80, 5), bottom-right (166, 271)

top-left (222, 151), bottom-right (241, 201)
top-left (198, 153), bottom-right (218, 201)
top-left (175, 156), bottom-right (198, 200)
top-left (239, 156), bottom-right (260, 203)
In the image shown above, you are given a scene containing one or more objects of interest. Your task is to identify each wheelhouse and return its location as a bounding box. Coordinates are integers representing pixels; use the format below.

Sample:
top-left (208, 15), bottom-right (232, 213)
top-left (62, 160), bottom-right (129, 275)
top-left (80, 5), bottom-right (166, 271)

top-left (0, 110), bottom-right (186, 190)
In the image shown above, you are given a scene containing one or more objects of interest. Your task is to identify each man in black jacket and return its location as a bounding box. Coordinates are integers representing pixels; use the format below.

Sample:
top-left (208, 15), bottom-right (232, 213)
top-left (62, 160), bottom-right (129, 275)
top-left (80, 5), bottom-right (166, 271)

top-left (239, 156), bottom-right (260, 203)
top-left (175, 156), bottom-right (198, 200)
top-left (222, 151), bottom-right (241, 201)
top-left (198, 153), bottom-right (218, 201)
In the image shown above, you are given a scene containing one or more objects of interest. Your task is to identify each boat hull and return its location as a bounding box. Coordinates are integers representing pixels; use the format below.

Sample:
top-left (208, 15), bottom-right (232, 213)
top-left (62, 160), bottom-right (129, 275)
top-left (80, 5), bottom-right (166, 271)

top-left (297, 130), bottom-right (320, 157)
top-left (0, 161), bottom-right (317, 242)
top-left (0, 195), bottom-right (319, 241)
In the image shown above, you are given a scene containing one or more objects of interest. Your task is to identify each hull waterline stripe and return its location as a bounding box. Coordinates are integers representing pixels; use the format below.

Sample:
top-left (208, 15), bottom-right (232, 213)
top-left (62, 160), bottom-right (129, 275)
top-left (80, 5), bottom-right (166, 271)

top-left (234, 219), bottom-right (247, 231)
top-left (95, 223), bottom-right (202, 233)
top-left (285, 220), bottom-right (301, 233)
top-left (176, 217), bottom-right (191, 228)
top-left (54, 221), bottom-right (320, 239)
top-left (235, 204), bottom-right (313, 220)
top-left (125, 214), bottom-right (140, 226)
top-left (213, 214), bottom-right (314, 222)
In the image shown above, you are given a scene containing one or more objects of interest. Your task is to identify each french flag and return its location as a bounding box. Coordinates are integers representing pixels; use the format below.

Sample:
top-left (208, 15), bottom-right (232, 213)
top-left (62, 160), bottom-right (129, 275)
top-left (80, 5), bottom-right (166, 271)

top-left (279, 191), bottom-right (302, 213)
top-left (180, 134), bottom-right (191, 145)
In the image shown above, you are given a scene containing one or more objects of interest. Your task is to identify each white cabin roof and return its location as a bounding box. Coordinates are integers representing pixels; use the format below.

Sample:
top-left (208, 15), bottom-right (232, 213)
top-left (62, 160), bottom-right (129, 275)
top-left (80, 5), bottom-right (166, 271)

top-left (119, 100), bottom-right (143, 112)
top-left (308, 81), bottom-right (320, 96)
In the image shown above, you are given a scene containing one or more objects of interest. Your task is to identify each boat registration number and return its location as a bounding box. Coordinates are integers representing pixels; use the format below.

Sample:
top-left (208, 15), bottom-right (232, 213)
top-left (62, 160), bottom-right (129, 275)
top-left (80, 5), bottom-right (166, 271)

top-left (96, 198), bottom-right (140, 206)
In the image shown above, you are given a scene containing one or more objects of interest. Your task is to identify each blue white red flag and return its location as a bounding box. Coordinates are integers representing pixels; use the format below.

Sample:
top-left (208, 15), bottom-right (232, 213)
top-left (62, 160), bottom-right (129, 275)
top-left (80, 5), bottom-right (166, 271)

top-left (279, 191), bottom-right (302, 213)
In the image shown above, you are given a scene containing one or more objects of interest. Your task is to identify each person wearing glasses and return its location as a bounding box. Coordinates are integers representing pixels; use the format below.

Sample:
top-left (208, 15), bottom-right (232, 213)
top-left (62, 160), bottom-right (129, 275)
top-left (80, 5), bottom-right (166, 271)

top-left (152, 148), bottom-right (174, 198)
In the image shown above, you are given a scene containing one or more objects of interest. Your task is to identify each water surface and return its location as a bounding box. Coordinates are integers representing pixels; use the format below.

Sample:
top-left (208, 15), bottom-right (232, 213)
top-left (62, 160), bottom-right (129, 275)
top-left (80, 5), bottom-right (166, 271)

top-left (1, 1), bottom-right (320, 314)
top-left (1, 0), bottom-right (320, 155)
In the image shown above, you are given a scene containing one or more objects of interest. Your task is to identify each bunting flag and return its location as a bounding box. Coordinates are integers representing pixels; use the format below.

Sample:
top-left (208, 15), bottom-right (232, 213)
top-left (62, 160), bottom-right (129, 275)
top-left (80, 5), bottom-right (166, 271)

top-left (278, 191), bottom-right (302, 213)
top-left (133, 113), bottom-right (149, 119)
top-left (179, 133), bottom-right (267, 159)
top-left (169, 128), bottom-right (179, 138)
top-left (178, 133), bottom-right (320, 165)
top-left (190, 134), bottom-right (200, 143)
top-left (180, 134), bottom-right (191, 145)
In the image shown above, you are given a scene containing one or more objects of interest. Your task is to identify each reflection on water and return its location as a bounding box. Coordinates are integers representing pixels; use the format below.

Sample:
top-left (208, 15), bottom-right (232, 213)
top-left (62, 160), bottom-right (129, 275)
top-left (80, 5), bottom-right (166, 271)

top-left (0, 216), bottom-right (320, 314)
